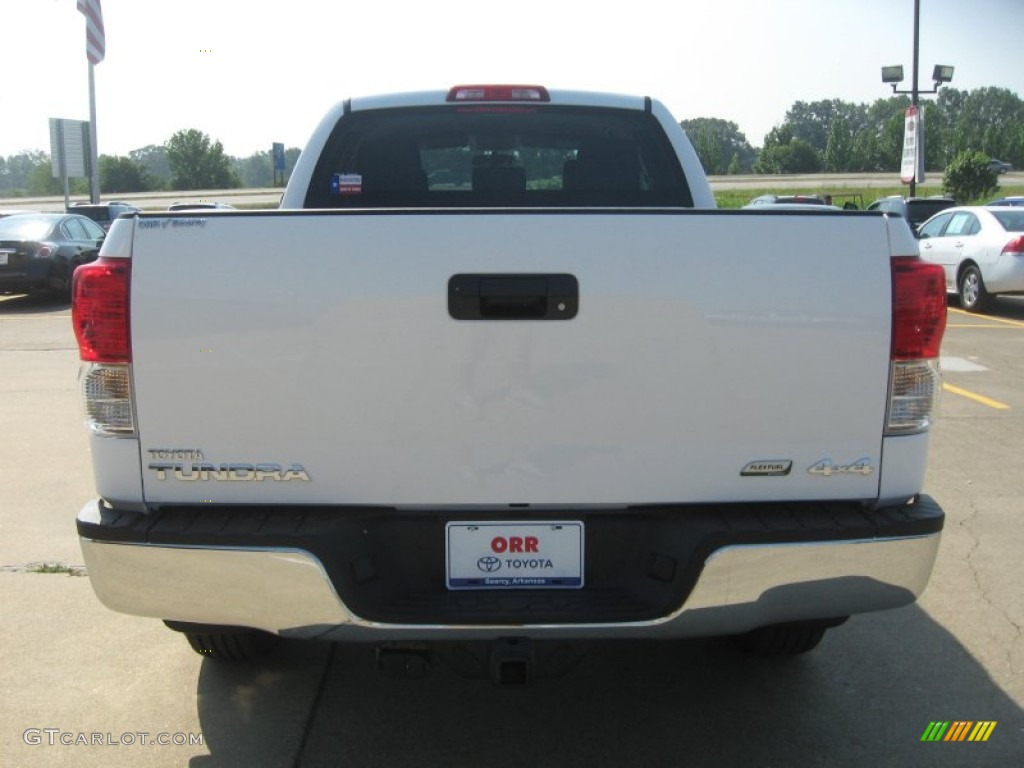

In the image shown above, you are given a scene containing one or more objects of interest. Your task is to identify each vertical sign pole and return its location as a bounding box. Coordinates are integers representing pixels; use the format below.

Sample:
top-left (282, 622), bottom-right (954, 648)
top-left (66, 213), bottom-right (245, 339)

top-left (58, 121), bottom-right (71, 210)
top-left (88, 62), bottom-right (100, 203)
top-left (909, 0), bottom-right (920, 197)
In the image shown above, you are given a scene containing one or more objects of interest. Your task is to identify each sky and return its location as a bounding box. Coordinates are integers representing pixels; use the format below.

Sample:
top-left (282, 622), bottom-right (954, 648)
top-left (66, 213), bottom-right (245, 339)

top-left (3, 0), bottom-right (1023, 159)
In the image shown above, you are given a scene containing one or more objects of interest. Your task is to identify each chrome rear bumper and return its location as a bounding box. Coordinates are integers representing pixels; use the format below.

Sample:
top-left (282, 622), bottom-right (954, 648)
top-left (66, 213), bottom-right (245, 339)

top-left (78, 498), bottom-right (942, 641)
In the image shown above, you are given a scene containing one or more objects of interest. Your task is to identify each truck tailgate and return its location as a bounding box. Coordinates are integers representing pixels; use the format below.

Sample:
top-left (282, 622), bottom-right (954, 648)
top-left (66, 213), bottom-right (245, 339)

top-left (130, 211), bottom-right (892, 506)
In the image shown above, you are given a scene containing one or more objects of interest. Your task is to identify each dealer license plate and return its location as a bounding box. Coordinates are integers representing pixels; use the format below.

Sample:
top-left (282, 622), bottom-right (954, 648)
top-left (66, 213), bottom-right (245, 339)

top-left (446, 521), bottom-right (584, 590)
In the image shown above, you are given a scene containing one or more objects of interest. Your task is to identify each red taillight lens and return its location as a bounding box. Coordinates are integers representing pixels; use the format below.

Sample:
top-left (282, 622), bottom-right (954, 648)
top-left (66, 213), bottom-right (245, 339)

top-left (72, 258), bottom-right (131, 363)
top-left (446, 84), bottom-right (550, 102)
top-left (1001, 235), bottom-right (1024, 256)
top-left (891, 256), bottom-right (946, 360)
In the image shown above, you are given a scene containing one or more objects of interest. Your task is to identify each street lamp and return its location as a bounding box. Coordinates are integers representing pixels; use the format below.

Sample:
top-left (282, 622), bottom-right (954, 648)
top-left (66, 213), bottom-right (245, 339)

top-left (881, 66), bottom-right (905, 85)
top-left (879, 0), bottom-right (954, 196)
top-left (881, 64), bottom-right (955, 95)
top-left (932, 65), bottom-right (955, 85)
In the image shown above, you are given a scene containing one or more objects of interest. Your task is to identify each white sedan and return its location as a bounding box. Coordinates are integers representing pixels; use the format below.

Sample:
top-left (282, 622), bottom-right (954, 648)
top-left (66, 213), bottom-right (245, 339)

top-left (917, 205), bottom-right (1024, 312)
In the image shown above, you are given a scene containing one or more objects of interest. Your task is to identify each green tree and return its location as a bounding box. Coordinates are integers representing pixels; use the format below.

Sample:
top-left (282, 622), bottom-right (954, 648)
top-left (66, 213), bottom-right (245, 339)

top-left (99, 155), bottom-right (151, 193)
top-left (754, 126), bottom-right (821, 173)
top-left (691, 127), bottom-right (723, 174)
top-left (233, 151), bottom-right (272, 188)
top-left (27, 162), bottom-right (62, 195)
top-left (942, 150), bottom-right (998, 203)
top-left (165, 129), bottom-right (239, 190)
top-left (925, 87), bottom-right (1024, 169)
top-left (231, 147), bottom-right (301, 188)
top-left (1, 151), bottom-right (50, 196)
top-left (681, 118), bottom-right (756, 175)
top-left (766, 95), bottom-right (918, 173)
top-left (783, 99), bottom-right (867, 154)
top-left (878, 110), bottom-right (906, 172)
top-left (284, 147), bottom-right (301, 181)
top-left (753, 145), bottom-right (788, 174)
top-left (128, 144), bottom-right (170, 189)
top-left (921, 102), bottom-right (945, 172)
top-left (754, 124), bottom-right (790, 173)
top-left (823, 116), bottom-right (853, 172)
top-left (849, 130), bottom-right (882, 172)
top-left (787, 139), bottom-right (823, 173)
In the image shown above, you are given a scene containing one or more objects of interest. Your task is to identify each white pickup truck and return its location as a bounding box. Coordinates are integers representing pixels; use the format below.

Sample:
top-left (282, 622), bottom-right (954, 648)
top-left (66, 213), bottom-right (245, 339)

top-left (73, 85), bottom-right (948, 674)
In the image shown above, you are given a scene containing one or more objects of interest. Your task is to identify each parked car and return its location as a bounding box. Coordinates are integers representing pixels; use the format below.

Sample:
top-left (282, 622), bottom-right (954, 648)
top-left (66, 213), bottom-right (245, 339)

top-left (917, 205), bottom-right (1024, 311)
top-left (167, 201), bottom-right (236, 211)
top-left (0, 213), bottom-right (106, 299)
top-left (866, 196), bottom-right (956, 233)
top-left (744, 194), bottom-right (829, 208)
top-left (987, 159), bottom-right (1013, 174)
top-left (68, 201), bottom-right (141, 232)
top-left (986, 196), bottom-right (1024, 207)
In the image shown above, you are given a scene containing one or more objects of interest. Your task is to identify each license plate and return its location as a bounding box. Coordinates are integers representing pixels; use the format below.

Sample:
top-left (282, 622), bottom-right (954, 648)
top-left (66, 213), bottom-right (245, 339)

top-left (0, 252), bottom-right (10, 266)
top-left (446, 521), bottom-right (584, 590)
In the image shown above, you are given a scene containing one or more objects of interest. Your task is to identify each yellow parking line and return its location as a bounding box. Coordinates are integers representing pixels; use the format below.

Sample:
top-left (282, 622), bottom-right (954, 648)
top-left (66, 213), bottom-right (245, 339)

top-left (943, 383), bottom-right (1010, 410)
top-left (946, 324), bottom-right (1019, 329)
top-left (948, 308), bottom-right (1024, 328)
top-left (0, 315), bottom-right (71, 320)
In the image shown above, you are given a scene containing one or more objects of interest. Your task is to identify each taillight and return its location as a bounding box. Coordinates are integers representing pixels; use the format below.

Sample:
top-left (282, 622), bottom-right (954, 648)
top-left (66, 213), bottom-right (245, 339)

top-left (446, 84), bottom-right (550, 102)
top-left (886, 256), bottom-right (947, 435)
top-left (80, 364), bottom-right (135, 435)
top-left (72, 258), bottom-right (135, 436)
top-left (34, 242), bottom-right (56, 259)
top-left (72, 257), bottom-right (131, 363)
top-left (1001, 235), bottom-right (1024, 256)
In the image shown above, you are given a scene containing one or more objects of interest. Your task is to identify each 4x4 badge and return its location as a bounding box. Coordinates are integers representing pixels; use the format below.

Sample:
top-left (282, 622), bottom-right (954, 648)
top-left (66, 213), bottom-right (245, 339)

top-left (808, 458), bottom-right (874, 477)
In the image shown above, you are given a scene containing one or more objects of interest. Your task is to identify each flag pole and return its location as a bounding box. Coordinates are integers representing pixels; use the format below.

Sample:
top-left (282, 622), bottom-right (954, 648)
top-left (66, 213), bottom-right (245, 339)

top-left (78, 0), bottom-right (104, 203)
top-left (88, 61), bottom-right (99, 203)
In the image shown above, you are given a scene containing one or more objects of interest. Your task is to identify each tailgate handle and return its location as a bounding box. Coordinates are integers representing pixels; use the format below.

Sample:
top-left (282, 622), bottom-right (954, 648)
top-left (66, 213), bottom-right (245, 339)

top-left (449, 274), bottom-right (578, 320)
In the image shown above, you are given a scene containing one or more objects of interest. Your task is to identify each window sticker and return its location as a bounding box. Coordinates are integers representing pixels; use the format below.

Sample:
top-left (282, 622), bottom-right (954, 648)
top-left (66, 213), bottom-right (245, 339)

top-left (330, 173), bottom-right (363, 195)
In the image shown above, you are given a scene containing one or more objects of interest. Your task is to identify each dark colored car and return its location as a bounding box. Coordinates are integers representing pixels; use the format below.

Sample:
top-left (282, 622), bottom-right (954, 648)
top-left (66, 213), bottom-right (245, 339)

top-left (0, 213), bottom-right (106, 299)
top-left (866, 196), bottom-right (957, 233)
top-left (987, 159), bottom-right (1013, 174)
top-left (68, 201), bottom-right (141, 232)
top-left (986, 196), bottom-right (1024, 207)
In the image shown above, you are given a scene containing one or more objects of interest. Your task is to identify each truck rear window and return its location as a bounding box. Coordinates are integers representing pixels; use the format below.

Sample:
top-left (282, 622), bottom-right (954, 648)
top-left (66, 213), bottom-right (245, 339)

top-left (304, 106), bottom-right (692, 209)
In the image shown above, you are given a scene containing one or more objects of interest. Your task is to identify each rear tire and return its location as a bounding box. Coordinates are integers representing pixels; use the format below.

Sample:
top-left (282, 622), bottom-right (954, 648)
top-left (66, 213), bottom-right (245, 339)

top-left (732, 618), bottom-right (847, 656)
top-left (164, 621), bottom-right (278, 661)
top-left (48, 260), bottom-right (78, 304)
top-left (958, 265), bottom-right (991, 312)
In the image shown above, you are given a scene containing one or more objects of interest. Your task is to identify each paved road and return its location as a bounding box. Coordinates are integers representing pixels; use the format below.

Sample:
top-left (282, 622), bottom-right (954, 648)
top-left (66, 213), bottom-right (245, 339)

top-left (1, 292), bottom-right (1021, 767)
top-left (0, 189), bottom-right (284, 213)
top-left (711, 171), bottom-right (1024, 191)
top-left (4, 172), bottom-right (1022, 211)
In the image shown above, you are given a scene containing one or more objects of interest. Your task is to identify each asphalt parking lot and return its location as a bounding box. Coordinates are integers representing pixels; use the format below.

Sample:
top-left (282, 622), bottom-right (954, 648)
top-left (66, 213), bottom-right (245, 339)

top-left (1, 292), bottom-right (1021, 768)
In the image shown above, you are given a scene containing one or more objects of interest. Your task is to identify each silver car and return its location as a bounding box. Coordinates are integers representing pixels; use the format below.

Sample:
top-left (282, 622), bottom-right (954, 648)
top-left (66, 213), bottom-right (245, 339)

top-left (917, 206), bottom-right (1024, 311)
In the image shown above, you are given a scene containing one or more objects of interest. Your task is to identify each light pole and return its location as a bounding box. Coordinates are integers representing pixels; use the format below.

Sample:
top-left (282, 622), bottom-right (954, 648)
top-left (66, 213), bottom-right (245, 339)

top-left (880, 0), bottom-right (954, 197)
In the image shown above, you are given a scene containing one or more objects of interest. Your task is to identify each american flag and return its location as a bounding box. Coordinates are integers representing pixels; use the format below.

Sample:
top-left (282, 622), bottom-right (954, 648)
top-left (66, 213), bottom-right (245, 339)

top-left (77, 0), bottom-right (105, 65)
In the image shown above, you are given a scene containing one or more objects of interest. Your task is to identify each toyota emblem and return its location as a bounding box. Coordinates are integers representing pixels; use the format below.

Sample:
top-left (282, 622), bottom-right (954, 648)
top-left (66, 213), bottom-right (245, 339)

top-left (477, 556), bottom-right (501, 573)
